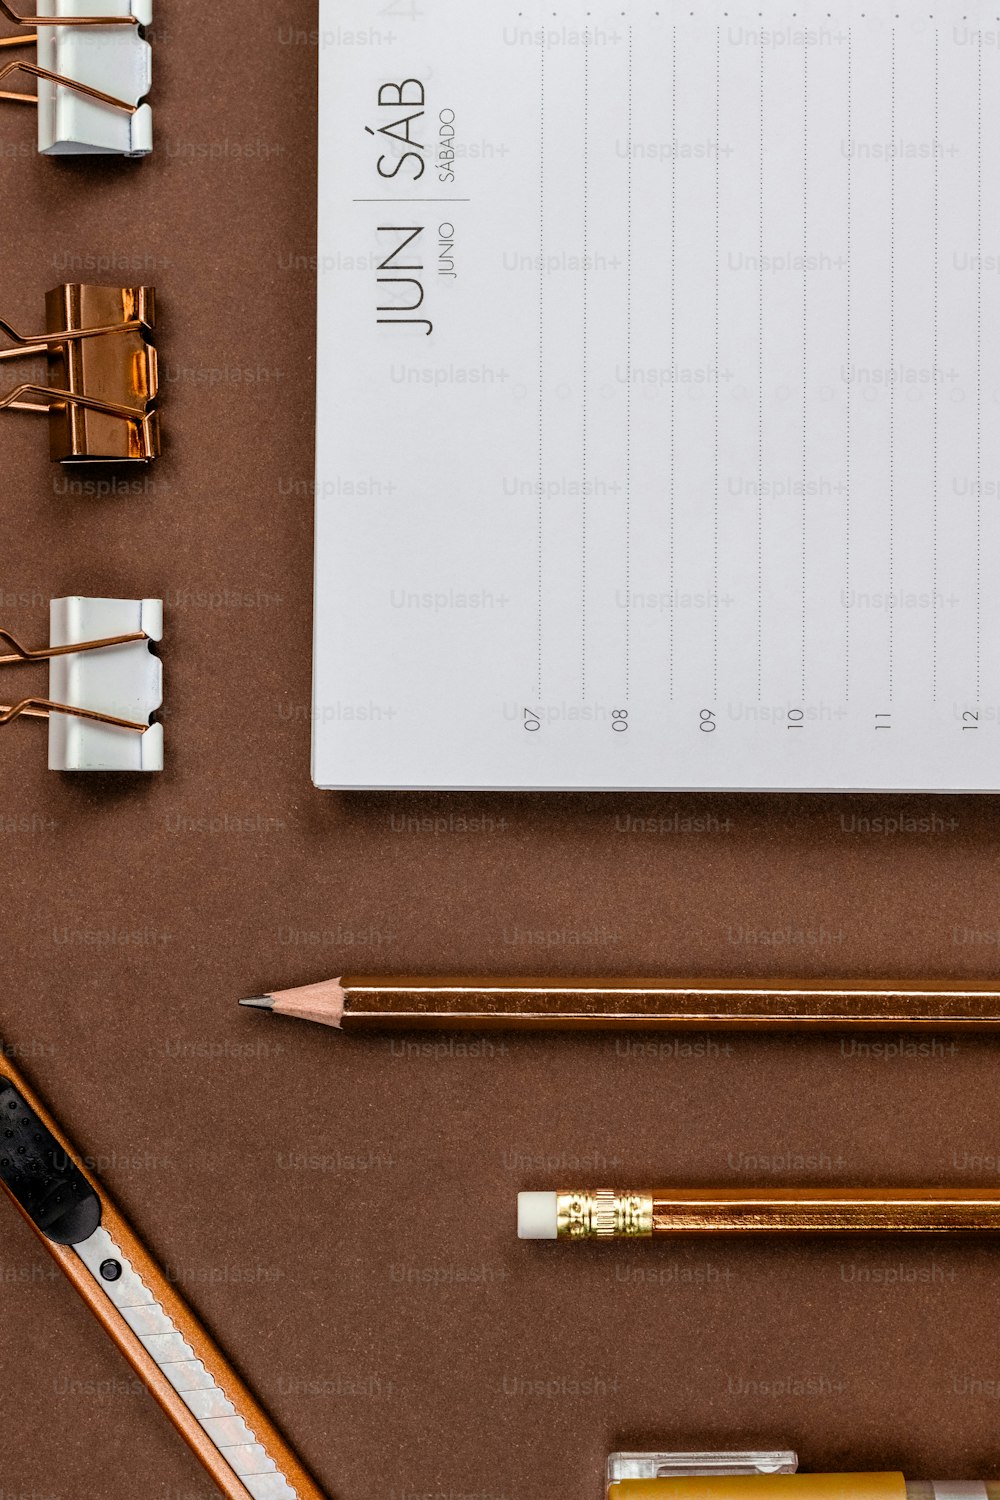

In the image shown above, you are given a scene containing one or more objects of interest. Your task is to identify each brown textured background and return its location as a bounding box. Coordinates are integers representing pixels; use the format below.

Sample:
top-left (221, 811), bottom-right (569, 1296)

top-left (4, 4), bottom-right (1000, 1496)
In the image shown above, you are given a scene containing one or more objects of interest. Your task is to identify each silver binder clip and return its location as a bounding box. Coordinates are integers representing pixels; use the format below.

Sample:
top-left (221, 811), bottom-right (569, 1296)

top-left (0, 0), bottom-right (151, 156)
top-left (1, 596), bottom-right (163, 771)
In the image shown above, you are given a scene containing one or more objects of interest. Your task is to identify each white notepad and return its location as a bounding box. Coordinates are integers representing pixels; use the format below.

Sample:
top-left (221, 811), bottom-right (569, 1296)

top-left (313, 0), bottom-right (1000, 790)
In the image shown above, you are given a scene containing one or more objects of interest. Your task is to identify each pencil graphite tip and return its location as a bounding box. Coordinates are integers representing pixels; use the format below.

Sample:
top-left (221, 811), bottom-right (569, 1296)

top-left (239, 996), bottom-right (275, 1011)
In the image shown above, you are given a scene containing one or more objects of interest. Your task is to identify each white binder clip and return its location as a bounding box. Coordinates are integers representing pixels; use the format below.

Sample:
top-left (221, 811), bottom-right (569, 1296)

top-left (0, 0), bottom-right (152, 156)
top-left (1, 596), bottom-right (163, 771)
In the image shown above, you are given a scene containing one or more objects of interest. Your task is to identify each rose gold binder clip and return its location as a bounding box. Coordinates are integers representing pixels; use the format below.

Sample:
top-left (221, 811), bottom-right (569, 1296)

top-left (0, 284), bottom-right (159, 462)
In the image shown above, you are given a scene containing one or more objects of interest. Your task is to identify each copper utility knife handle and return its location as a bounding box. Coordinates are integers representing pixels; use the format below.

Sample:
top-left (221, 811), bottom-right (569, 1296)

top-left (0, 1054), bottom-right (327, 1500)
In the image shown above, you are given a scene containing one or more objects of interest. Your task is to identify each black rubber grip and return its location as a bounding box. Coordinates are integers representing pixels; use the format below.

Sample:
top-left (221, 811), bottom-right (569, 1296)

top-left (0, 1077), bottom-right (101, 1245)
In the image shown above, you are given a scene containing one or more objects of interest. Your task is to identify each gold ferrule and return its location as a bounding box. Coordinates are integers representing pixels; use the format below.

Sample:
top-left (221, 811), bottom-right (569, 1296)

top-left (555, 1190), bottom-right (654, 1239)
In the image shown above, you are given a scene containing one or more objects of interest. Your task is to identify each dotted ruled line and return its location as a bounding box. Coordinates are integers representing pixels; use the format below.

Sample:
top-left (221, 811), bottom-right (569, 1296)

top-left (932, 29), bottom-right (939, 702)
top-left (537, 39), bottom-right (545, 703)
top-left (801, 28), bottom-right (808, 704)
top-left (714, 25), bottom-right (721, 702)
top-left (757, 36), bottom-right (764, 701)
top-left (976, 29), bottom-right (982, 705)
top-left (669, 26), bottom-right (677, 701)
top-left (582, 27), bottom-right (589, 701)
top-left (845, 28), bottom-right (852, 702)
top-left (888, 27), bottom-right (895, 704)
top-left (625, 26), bottom-right (633, 702)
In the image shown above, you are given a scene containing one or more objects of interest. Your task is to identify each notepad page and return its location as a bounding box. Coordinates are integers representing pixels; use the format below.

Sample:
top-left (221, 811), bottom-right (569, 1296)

top-left (313, 0), bottom-right (1000, 790)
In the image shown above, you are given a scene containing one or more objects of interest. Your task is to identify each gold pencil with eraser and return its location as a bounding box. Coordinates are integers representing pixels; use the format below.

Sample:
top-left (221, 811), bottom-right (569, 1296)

top-left (516, 1188), bottom-right (1000, 1240)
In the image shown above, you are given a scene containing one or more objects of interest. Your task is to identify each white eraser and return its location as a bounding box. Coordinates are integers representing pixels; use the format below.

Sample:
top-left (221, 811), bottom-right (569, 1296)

top-left (517, 1192), bottom-right (558, 1240)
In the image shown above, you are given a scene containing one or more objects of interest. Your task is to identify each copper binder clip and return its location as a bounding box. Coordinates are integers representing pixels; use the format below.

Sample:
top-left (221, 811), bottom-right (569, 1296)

top-left (0, 0), bottom-right (151, 157)
top-left (0, 283), bottom-right (159, 462)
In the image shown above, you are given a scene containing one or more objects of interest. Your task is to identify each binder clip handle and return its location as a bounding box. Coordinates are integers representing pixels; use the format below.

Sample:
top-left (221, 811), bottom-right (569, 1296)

top-left (0, 625), bottom-right (154, 733)
top-left (0, 0), bottom-right (138, 27)
top-left (0, 55), bottom-right (139, 112)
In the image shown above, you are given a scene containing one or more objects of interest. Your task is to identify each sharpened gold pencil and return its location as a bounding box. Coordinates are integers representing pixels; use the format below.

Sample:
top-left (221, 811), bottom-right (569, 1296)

top-left (238, 974), bottom-right (1000, 1032)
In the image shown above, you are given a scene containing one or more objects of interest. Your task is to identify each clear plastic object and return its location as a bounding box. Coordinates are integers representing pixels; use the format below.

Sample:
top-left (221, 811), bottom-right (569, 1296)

top-left (608, 1454), bottom-right (799, 1485)
top-left (605, 1454), bottom-right (995, 1500)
